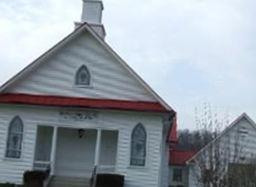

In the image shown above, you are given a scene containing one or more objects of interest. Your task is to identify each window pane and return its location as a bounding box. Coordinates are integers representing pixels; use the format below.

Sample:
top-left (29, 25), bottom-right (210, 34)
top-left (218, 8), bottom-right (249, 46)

top-left (75, 65), bottom-right (90, 86)
top-left (173, 168), bottom-right (183, 182)
top-left (130, 124), bottom-right (146, 166)
top-left (6, 150), bottom-right (21, 158)
top-left (6, 116), bottom-right (23, 159)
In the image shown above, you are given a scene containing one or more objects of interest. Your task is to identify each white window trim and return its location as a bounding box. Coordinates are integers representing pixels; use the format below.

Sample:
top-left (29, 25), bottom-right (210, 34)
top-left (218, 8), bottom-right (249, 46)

top-left (130, 123), bottom-right (147, 167)
top-left (74, 64), bottom-right (92, 87)
top-left (4, 116), bottom-right (24, 160)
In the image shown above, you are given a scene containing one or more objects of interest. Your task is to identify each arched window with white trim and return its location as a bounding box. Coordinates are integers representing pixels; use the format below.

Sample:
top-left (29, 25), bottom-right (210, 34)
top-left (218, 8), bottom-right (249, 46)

top-left (6, 116), bottom-right (23, 158)
top-left (130, 123), bottom-right (147, 166)
top-left (75, 65), bottom-right (91, 86)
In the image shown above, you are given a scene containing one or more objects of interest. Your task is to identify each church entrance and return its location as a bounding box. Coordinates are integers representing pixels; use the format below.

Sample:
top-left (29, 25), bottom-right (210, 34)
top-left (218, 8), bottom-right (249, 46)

top-left (33, 126), bottom-right (118, 178)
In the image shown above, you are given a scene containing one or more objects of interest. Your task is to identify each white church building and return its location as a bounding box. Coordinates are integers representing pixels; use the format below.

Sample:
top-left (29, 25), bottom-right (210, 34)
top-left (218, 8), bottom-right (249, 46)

top-left (0, 1), bottom-right (176, 187)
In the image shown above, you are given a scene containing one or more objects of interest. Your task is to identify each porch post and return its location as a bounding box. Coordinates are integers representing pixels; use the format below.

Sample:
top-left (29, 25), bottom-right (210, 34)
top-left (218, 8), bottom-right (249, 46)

top-left (50, 126), bottom-right (58, 175)
top-left (94, 129), bottom-right (102, 166)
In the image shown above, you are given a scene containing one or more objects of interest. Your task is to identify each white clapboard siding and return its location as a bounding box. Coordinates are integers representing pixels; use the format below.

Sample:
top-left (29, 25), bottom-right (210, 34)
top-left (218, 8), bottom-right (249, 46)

top-left (188, 115), bottom-right (256, 187)
top-left (0, 116), bottom-right (37, 184)
top-left (0, 104), bottom-right (164, 187)
top-left (5, 31), bottom-right (157, 102)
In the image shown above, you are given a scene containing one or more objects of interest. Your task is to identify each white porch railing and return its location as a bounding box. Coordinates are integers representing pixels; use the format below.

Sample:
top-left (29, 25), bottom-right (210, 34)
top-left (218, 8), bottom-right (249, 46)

top-left (97, 165), bottom-right (116, 173)
top-left (33, 161), bottom-right (53, 187)
top-left (34, 161), bottom-right (116, 175)
top-left (33, 161), bottom-right (51, 171)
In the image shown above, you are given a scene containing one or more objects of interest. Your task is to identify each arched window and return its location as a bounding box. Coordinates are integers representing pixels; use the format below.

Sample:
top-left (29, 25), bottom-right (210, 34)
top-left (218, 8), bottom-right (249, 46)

top-left (75, 65), bottom-right (91, 86)
top-left (130, 123), bottom-right (147, 166)
top-left (6, 116), bottom-right (23, 158)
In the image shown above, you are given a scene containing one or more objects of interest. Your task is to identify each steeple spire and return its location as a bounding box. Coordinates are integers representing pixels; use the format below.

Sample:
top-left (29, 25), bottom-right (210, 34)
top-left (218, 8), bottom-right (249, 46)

top-left (75, 0), bottom-right (106, 39)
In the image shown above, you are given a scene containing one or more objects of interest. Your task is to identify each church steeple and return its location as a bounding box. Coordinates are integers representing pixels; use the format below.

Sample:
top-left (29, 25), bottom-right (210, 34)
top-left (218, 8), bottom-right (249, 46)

top-left (75, 0), bottom-right (106, 39)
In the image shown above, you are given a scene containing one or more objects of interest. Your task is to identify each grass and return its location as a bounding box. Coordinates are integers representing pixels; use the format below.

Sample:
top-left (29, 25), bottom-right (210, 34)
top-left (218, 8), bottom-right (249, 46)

top-left (0, 184), bottom-right (15, 187)
top-left (0, 184), bottom-right (23, 187)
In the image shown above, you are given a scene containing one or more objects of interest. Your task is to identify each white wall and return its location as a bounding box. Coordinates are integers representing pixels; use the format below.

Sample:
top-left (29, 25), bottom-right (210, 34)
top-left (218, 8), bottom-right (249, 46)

top-left (0, 108), bottom-right (37, 184)
top-left (0, 104), bottom-right (165, 187)
top-left (5, 30), bottom-right (157, 102)
top-left (187, 164), bottom-right (201, 187)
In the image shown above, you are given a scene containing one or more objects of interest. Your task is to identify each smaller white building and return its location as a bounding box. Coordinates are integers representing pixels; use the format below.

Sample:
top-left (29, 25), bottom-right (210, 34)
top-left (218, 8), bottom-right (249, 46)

top-left (169, 150), bottom-right (195, 187)
top-left (168, 119), bottom-right (196, 187)
top-left (187, 113), bottom-right (256, 187)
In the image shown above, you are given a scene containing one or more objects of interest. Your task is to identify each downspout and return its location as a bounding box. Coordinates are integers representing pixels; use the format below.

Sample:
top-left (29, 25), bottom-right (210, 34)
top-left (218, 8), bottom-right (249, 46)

top-left (158, 111), bottom-right (176, 187)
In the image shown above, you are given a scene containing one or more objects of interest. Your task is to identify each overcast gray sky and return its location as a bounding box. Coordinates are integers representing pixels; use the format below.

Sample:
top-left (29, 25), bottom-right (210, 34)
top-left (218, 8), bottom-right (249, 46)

top-left (0, 0), bottom-right (255, 129)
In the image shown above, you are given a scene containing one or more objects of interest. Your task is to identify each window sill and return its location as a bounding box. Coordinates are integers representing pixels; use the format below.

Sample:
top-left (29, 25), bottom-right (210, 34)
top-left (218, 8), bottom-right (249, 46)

top-left (2, 157), bottom-right (23, 162)
top-left (74, 85), bottom-right (93, 89)
top-left (173, 180), bottom-right (183, 183)
top-left (127, 165), bottom-right (148, 170)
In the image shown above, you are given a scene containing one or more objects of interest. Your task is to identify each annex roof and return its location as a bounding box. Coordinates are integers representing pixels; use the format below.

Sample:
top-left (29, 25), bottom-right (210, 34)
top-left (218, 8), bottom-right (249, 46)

top-left (170, 150), bottom-right (196, 166)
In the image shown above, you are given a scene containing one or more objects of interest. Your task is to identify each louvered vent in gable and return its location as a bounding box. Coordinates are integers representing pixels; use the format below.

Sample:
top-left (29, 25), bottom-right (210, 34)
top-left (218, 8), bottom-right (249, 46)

top-left (238, 126), bottom-right (248, 139)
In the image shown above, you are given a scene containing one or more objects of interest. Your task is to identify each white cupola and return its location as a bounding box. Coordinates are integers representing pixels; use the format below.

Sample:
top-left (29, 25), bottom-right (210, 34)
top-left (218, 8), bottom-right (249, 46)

top-left (75, 0), bottom-right (106, 39)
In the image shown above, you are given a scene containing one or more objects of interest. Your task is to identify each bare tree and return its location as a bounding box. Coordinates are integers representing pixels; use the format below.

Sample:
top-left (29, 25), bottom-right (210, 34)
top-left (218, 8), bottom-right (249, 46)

top-left (177, 129), bottom-right (214, 151)
top-left (190, 103), bottom-right (256, 187)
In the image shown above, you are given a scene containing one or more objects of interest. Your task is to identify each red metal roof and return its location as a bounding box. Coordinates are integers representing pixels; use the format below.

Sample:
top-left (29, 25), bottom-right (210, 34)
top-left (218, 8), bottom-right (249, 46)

top-left (170, 150), bottom-right (196, 166)
top-left (168, 116), bottom-right (178, 143)
top-left (167, 115), bottom-right (196, 166)
top-left (0, 93), bottom-right (170, 113)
